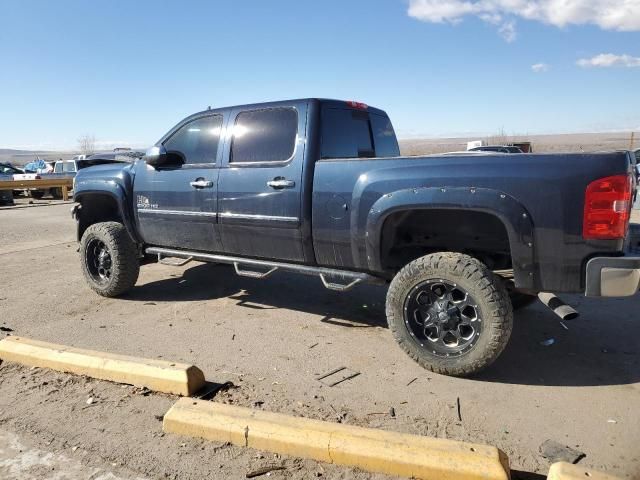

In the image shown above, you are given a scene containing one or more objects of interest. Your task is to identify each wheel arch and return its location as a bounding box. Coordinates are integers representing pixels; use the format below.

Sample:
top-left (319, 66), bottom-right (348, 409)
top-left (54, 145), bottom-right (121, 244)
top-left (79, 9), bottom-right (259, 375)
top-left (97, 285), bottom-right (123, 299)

top-left (74, 189), bottom-right (139, 244)
top-left (365, 187), bottom-right (536, 289)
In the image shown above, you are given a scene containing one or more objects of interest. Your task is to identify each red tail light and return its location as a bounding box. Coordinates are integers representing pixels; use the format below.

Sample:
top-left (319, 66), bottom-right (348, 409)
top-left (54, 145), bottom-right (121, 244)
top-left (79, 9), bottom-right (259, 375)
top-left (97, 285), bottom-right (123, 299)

top-left (583, 174), bottom-right (632, 239)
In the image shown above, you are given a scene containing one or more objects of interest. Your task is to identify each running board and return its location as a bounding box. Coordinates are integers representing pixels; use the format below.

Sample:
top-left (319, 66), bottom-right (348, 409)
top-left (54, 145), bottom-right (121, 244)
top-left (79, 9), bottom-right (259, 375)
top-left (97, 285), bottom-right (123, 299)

top-left (146, 247), bottom-right (385, 292)
top-left (159, 256), bottom-right (193, 267)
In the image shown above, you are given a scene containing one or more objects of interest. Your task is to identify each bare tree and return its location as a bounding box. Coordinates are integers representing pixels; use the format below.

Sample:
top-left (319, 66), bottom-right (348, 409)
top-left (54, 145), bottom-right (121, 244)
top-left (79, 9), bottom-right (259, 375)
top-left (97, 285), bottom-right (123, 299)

top-left (77, 134), bottom-right (96, 155)
top-left (486, 127), bottom-right (511, 146)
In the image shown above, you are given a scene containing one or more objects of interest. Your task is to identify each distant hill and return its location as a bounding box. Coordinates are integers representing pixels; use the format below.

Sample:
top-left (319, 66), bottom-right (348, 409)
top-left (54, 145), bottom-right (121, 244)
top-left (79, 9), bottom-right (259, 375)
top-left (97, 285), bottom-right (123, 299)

top-left (2, 131), bottom-right (636, 165)
top-left (0, 149), bottom-right (76, 166)
top-left (399, 131), bottom-right (637, 156)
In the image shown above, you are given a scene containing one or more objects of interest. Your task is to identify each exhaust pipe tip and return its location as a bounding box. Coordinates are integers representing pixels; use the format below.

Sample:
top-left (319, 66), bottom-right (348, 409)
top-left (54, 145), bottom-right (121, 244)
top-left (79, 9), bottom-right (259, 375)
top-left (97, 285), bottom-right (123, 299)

top-left (537, 292), bottom-right (579, 321)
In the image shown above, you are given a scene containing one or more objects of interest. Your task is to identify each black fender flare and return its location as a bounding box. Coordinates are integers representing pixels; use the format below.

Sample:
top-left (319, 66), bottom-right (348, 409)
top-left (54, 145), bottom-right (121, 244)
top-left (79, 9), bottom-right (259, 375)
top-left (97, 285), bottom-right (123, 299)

top-left (74, 185), bottom-right (139, 244)
top-left (363, 186), bottom-right (536, 289)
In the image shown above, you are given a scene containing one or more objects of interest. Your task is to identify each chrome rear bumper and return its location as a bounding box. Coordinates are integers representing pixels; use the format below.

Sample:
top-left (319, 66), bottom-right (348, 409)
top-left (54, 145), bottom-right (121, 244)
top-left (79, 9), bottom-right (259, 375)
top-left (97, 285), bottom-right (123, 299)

top-left (585, 256), bottom-right (640, 297)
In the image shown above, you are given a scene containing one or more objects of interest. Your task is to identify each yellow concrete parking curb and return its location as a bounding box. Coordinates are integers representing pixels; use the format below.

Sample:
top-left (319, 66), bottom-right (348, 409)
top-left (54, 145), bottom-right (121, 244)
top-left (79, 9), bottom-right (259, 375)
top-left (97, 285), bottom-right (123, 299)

top-left (0, 336), bottom-right (205, 396)
top-left (163, 398), bottom-right (510, 480)
top-left (547, 462), bottom-right (622, 480)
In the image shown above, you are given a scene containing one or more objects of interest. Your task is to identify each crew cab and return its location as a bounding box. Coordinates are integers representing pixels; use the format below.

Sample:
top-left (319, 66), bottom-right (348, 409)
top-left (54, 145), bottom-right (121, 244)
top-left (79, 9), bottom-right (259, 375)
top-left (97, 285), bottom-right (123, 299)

top-left (72, 98), bottom-right (638, 376)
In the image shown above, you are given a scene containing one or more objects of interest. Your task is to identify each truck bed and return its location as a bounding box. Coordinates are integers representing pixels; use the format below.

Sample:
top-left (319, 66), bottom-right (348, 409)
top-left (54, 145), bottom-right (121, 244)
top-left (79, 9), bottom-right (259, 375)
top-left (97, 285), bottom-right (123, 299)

top-left (312, 151), bottom-right (632, 293)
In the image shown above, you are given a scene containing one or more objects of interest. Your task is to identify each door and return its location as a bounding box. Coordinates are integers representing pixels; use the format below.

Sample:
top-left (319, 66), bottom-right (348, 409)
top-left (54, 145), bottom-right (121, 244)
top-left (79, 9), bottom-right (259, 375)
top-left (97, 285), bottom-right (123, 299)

top-left (218, 105), bottom-right (306, 261)
top-left (134, 113), bottom-right (225, 252)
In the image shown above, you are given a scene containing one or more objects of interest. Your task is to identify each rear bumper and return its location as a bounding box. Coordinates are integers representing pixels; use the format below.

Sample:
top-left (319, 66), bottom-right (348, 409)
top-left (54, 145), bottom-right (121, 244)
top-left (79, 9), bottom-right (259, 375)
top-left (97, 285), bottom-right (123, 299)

top-left (585, 256), bottom-right (640, 297)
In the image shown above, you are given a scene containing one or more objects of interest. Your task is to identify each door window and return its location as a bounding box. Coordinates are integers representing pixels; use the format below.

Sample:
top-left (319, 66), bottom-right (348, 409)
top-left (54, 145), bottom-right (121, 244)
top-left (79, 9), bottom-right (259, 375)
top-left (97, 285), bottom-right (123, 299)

top-left (230, 108), bottom-right (298, 164)
top-left (163, 115), bottom-right (223, 164)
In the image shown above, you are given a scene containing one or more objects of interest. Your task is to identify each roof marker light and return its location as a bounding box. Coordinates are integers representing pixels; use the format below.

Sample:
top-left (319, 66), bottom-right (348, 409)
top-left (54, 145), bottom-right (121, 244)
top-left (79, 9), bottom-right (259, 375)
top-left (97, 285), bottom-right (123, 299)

top-left (345, 100), bottom-right (368, 110)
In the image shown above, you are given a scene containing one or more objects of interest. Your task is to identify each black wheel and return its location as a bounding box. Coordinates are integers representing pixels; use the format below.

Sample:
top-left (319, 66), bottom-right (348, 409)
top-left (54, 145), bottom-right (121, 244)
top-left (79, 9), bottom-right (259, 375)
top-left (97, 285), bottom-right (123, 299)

top-left (386, 252), bottom-right (513, 377)
top-left (51, 187), bottom-right (63, 199)
top-left (509, 291), bottom-right (538, 310)
top-left (80, 222), bottom-right (140, 297)
top-left (30, 190), bottom-right (45, 199)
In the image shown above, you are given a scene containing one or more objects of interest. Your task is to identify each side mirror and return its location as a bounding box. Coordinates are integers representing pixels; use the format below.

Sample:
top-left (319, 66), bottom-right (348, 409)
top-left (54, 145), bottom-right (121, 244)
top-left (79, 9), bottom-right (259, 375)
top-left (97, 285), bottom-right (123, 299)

top-left (144, 145), bottom-right (167, 166)
top-left (143, 145), bottom-right (183, 167)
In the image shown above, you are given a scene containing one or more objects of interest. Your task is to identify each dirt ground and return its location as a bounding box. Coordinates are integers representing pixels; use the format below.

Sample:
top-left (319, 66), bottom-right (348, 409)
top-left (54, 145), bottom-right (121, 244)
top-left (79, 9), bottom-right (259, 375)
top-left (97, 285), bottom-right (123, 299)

top-left (0, 199), bottom-right (639, 480)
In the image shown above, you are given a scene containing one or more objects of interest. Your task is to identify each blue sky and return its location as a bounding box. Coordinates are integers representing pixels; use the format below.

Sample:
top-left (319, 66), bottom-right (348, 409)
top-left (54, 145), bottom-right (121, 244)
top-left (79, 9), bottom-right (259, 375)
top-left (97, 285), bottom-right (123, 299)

top-left (0, 0), bottom-right (639, 150)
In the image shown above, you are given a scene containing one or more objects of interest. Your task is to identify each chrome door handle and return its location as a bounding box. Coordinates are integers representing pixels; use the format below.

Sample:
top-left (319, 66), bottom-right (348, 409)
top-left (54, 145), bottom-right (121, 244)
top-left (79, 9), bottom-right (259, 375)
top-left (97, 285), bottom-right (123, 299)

top-left (267, 178), bottom-right (295, 189)
top-left (190, 179), bottom-right (213, 189)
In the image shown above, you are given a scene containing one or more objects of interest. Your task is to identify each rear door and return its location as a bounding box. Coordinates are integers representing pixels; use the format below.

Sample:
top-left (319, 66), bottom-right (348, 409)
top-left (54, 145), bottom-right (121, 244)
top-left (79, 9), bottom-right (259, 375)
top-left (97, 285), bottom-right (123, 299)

top-left (217, 103), bottom-right (307, 261)
top-left (134, 112), bottom-right (226, 252)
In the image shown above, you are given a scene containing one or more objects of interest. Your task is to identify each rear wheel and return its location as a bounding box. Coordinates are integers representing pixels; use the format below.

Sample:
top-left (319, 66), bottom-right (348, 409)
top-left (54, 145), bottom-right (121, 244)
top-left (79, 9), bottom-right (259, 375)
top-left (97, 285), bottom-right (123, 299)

top-left (80, 222), bottom-right (140, 297)
top-left (30, 190), bottom-right (45, 199)
top-left (386, 252), bottom-right (513, 377)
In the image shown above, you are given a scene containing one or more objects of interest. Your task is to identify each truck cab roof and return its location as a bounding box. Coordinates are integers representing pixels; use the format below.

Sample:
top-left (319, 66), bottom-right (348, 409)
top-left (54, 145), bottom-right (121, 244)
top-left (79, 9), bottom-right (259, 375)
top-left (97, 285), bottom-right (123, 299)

top-left (182, 98), bottom-right (388, 123)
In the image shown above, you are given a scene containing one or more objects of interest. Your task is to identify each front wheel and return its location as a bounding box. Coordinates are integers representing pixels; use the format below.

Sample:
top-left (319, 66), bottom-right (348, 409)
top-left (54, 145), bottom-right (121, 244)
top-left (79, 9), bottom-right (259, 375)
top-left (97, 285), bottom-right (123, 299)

top-left (80, 222), bottom-right (140, 297)
top-left (386, 252), bottom-right (513, 377)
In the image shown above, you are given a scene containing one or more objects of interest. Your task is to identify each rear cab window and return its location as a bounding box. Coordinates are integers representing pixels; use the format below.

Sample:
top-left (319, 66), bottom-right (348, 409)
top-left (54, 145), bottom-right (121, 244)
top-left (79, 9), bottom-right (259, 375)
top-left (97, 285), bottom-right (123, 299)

top-left (320, 104), bottom-right (400, 159)
top-left (55, 162), bottom-right (76, 173)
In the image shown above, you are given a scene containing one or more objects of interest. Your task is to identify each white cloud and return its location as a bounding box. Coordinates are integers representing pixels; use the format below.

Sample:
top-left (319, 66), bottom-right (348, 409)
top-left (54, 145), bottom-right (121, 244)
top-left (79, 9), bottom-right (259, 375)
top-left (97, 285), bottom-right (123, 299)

top-left (531, 63), bottom-right (551, 72)
top-left (498, 20), bottom-right (517, 41)
top-left (408, 0), bottom-right (640, 42)
top-left (576, 53), bottom-right (640, 67)
top-left (407, 0), bottom-right (480, 23)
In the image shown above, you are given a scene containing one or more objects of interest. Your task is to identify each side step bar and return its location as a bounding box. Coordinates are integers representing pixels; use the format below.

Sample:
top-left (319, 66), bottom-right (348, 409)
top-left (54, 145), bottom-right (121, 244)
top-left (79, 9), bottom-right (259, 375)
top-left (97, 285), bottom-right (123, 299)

top-left (146, 247), bottom-right (386, 292)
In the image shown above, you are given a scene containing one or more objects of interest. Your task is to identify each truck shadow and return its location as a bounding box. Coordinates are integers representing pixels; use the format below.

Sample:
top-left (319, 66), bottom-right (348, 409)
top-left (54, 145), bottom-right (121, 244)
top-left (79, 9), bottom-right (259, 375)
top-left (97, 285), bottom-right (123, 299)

top-left (126, 263), bottom-right (388, 328)
top-left (125, 263), bottom-right (639, 387)
top-left (477, 294), bottom-right (640, 386)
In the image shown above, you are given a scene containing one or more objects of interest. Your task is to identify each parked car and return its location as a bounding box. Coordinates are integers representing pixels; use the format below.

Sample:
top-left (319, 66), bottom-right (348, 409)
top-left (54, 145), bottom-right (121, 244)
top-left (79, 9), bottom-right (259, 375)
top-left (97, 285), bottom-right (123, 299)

top-left (0, 172), bottom-right (14, 205)
top-left (52, 154), bottom-right (141, 176)
top-left (0, 162), bottom-right (23, 175)
top-left (0, 163), bottom-right (26, 197)
top-left (72, 98), bottom-right (638, 377)
top-left (20, 155), bottom-right (139, 200)
top-left (85, 150), bottom-right (145, 163)
top-left (440, 151), bottom-right (494, 156)
top-left (13, 159), bottom-right (54, 199)
top-left (469, 145), bottom-right (524, 153)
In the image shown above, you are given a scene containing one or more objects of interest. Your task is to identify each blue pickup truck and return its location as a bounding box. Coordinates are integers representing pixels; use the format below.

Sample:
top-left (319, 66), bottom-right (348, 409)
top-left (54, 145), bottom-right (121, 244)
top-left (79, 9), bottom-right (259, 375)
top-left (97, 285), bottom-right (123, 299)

top-left (72, 98), bottom-right (638, 376)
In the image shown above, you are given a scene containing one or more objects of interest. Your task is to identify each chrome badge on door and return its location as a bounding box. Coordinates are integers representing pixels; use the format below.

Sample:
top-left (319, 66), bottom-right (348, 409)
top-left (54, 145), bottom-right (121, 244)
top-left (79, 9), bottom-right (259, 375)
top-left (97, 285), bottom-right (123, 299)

top-left (137, 195), bottom-right (158, 210)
